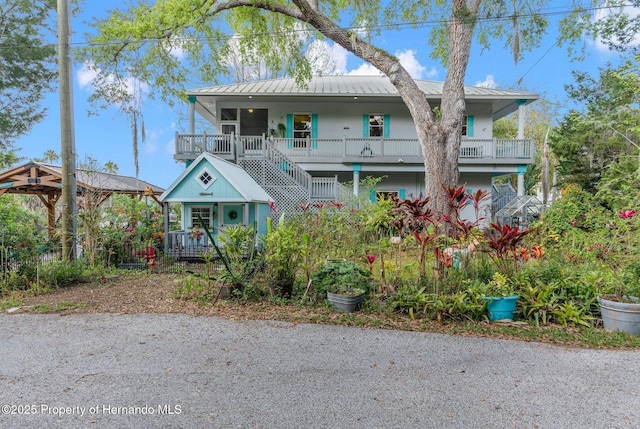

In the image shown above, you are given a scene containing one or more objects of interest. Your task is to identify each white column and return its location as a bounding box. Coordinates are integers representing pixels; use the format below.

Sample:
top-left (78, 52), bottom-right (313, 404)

top-left (188, 96), bottom-right (196, 134)
top-left (517, 172), bottom-right (525, 197)
top-left (517, 100), bottom-right (525, 140)
top-left (353, 163), bottom-right (362, 197)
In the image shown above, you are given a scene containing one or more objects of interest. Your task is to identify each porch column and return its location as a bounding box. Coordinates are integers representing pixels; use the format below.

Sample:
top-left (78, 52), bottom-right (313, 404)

top-left (163, 202), bottom-right (169, 253)
top-left (517, 165), bottom-right (526, 197)
top-left (188, 96), bottom-right (196, 134)
top-left (516, 99), bottom-right (526, 140)
top-left (352, 163), bottom-right (362, 197)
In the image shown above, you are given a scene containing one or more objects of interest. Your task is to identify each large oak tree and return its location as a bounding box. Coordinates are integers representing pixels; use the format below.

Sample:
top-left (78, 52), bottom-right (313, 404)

top-left (79, 0), bottom-right (639, 218)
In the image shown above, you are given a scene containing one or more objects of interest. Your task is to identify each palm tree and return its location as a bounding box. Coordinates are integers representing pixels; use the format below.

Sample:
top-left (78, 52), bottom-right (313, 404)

top-left (42, 149), bottom-right (59, 164)
top-left (104, 161), bottom-right (119, 174)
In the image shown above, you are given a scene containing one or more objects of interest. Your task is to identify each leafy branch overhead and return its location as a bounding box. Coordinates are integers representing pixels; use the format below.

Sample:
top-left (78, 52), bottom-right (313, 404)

top-left (79, 0), bottom-right (639, 217)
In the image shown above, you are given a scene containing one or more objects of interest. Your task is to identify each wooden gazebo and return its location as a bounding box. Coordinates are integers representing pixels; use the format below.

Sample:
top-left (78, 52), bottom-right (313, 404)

top-left (0, 161), bottom-right (164, 238)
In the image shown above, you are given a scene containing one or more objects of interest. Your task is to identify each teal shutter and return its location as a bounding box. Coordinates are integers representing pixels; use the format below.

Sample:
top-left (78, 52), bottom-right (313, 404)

top-left (286, 114), bottom-right (293, 148)
top-left (398, 188), bottom-right (406, 199)
top-left (467, 115), bottom-right (474, 137)
top-left (311, 114), bottom-right (318, 149)
top-left (383, 114), bottom-right (390, 138)
top-left (369, 189), bottom-right (376, 203)
top-left (363, 114), bottom-right (369, 138)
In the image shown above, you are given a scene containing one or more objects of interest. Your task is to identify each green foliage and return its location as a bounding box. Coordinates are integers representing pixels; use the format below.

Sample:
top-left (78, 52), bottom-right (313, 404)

top-left (262, 219), bottom-right (304, 297)
top-left (1, 259), bottom-right (101, 295)
top-left (0, 0), bottom-right (57, 148)
top-left (392, 285), bottom-right (486, 322)
top-left (310, 260), bottom-right (371, 299)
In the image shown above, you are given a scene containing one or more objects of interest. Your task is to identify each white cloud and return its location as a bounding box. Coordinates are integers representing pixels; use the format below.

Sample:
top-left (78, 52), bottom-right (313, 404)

top-left (77, 62), bottom-right (98, 89)
top-left (592, 3), bottom-right (640, 52)
top-left (347, 62), bottom-right (383, 76)
top-left (346, 48), bottom-right (435, 80)
top-left (475, 75), bottom-right (496, 88)
top-left (76, 61), bottom-right (149, 106)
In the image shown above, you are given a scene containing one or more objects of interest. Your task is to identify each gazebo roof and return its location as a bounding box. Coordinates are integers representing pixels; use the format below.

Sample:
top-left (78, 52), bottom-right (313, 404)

top-left (0, 162), bottom-right (164, 198)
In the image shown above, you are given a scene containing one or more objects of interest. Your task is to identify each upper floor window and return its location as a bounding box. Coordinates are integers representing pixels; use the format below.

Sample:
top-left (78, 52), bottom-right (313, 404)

top-left (462, 115), bottom-right (474, 137)
top-left (221, 108), bottom-right (238, 121)
top-left (369, 114), bottom-right (384, 137)
top-left (293, 114), bottom-right (311, 148)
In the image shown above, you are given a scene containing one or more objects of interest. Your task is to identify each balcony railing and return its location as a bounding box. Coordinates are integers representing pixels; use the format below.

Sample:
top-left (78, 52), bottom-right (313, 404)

top-left (175, 134), bottom-right (534, 163)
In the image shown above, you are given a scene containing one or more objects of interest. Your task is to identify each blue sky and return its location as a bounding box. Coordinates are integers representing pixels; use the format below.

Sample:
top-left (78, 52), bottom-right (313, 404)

top-left (13, 2), bottom-right (637, 190)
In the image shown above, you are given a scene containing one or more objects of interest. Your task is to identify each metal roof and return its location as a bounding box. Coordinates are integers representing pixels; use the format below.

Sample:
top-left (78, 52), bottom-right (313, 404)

top-left (188, 75), bottom-right (537, 101)
top-left (160, 153), bottom-right (273, 203)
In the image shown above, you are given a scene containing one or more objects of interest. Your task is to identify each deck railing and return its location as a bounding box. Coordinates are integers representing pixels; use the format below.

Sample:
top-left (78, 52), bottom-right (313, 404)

top-left (165, 231), bottom-right (216, 258)
top-left (175, 134), bottom-right (534, 162)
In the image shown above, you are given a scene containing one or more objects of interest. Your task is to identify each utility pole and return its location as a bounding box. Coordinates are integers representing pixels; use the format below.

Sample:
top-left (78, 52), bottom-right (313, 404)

top-left (58, 0), bottom-right (77, 260)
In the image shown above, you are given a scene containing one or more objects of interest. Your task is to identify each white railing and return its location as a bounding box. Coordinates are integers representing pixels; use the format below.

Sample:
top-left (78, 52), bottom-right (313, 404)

top-left (175, 134), bottom-right (534, 161)
top-left (311, 176), bottom-right (339, 200)
top-left (175, 132), bottom-right (234, 155)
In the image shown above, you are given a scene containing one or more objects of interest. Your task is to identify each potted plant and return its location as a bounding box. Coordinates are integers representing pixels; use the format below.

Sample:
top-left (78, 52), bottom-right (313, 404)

top-left (597, 263), bottom-right (640, 336)
top-left (311, 259), bottom-right (370, 313)
top-left (480, 272), bottom-right (519, 321)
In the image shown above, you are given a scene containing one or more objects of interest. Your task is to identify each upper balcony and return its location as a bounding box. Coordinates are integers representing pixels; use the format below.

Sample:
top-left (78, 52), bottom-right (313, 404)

top-left (173, 133), bottom-right (535, 165)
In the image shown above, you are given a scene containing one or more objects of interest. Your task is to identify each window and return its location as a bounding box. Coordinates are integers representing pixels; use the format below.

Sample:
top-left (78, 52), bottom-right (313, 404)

top-left (462, 115), bottom-right (474, 137)
top-left (293, 114), bottom-right (311, 148)
top-left (221, 108), bottom-right (238, 121)
top-left (369, 114), bottom-right (384, 137)
top-left (195, 167), bottom-right (216, 189)
top-left (191, 207), bottom-right (212, 228)
top-left (376, 190), bottom-right (398, 201)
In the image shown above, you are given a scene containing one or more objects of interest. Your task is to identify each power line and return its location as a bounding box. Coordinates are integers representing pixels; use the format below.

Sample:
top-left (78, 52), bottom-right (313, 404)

top-left (0, 3), bottom-right (615, 50)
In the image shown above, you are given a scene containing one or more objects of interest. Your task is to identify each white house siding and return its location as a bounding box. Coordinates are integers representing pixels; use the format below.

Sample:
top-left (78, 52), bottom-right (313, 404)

top-left (216, 101), bottom-right (492, 141)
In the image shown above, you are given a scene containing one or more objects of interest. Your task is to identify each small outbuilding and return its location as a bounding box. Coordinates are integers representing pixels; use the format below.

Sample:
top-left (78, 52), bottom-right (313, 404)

top-left (159, 152), bottom-right (273, 258)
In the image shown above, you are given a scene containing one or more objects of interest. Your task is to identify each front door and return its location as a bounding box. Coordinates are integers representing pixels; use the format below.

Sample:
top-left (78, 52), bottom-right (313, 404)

top-left (220, 204), bottom-right (244, 229)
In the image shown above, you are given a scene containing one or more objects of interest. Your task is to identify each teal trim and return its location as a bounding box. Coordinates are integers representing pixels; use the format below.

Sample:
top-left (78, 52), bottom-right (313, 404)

top-left (363, 115), bottom-right (369, 138)
top-left (383, 114), bottom-right (390, 138)
top-left (369, 189), bottom-right (376, 203)
top-left (516, 99), bottom-right (527, 106)
top-left (517, 164), bottom-right (527, 173)
top-left (311, 114), bottom-right (318, 149)
top-left (399, 188), bottom-right (406, 199)
top-left (467, 115), bottom-right (474, 137)
top-left (280, 161), bottom-right (289, 172)
top-left (188, 96), bottom-right (196, 104)
top-left (185, 160), bottom-right (192, 168)
top-left (286, 114), bottom-right (293, 148)
top-left (352, 163), bottom-right (362, 173)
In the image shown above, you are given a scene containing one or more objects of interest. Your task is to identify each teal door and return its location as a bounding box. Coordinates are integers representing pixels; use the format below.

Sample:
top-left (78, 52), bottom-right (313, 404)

top-left (222, 204), bottom-right (244, 226)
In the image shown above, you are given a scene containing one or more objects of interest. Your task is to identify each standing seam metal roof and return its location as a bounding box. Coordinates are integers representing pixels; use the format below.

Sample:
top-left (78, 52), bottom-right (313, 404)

top-left (188, 75), bottom-right (537, 99)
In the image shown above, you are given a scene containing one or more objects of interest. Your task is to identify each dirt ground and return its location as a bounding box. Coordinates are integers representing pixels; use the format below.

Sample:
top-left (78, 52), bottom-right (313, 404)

top-left (13, 273), bottom-right (375, 324)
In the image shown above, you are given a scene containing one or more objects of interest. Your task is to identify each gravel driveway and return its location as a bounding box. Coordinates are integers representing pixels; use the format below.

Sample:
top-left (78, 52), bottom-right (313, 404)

top-left (0, 314), bottom-right (638, 429)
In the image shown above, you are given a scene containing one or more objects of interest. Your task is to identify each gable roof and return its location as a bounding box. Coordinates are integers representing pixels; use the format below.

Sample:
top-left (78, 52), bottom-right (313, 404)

top-left (188, 75), bottom-right (538, 123)
top-left (159, 153), bottom-right (272, 203)
top-left (0, 161), bottom-right (163, 197)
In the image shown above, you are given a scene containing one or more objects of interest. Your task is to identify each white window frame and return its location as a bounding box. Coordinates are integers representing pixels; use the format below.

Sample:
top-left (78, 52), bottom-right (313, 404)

top-left (369, 114), bottom-right (384, 137)
top-left (190, 206), bottom-right (213, 229)
top-left (195, 167), bottom-right (216, 190)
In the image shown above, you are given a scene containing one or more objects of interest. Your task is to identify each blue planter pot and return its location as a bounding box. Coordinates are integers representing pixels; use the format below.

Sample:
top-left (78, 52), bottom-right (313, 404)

top-left (483, 295), bottom-right (519, 321)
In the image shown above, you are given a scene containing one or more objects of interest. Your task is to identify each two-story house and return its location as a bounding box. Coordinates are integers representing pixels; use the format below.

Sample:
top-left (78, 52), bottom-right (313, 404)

top-left (161, 75), bottom-right (537, 251)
